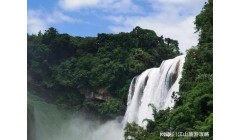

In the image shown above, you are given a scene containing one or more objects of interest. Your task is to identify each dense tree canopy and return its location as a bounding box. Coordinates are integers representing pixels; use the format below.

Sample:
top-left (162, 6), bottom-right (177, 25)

top-left (28, 26), bottom-right (180, 118)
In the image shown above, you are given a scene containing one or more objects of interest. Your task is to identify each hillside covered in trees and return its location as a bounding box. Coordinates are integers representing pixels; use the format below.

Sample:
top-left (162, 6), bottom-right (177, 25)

top-left (27, 26), bottom-right (180, 119)
top-left (124, 0), bottom-right (213, 139)
top-left (27, 0), bottom-right (213, 139)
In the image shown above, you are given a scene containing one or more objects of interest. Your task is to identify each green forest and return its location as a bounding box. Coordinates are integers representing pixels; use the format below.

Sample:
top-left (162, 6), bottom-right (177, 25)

top-left (28, 26), bottom-right (180, 119)
top-left (27, 0), bottom-right (212, 139)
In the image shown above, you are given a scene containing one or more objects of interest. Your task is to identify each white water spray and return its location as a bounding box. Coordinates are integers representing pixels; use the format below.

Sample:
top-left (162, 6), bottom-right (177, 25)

top-left (27, 93), bottom-right (124, 140)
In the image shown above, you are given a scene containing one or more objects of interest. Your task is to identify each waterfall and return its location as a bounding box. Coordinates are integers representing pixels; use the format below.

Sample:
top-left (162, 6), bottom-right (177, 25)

top-left (28, 55), bottom-right (185, 140)
top-left (123, 55), bottom-right (185, 127)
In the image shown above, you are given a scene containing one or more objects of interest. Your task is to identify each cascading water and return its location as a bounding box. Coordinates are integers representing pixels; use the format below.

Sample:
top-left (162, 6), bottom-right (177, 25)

top-left (28, 55), bottom-right (185, 140)
top-left (123, 55), bottom-right (185, 127)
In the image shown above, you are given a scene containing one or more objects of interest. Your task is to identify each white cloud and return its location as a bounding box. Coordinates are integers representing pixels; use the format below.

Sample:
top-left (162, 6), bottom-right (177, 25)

top-left (106, 15), bottom-right (126, 23)
top-left (107, 0), bottom-right (205, 53)
top-left (155, 0), bottom-right (191, 4)
top-left (46, 11), bottom-right (83, 23)
top-left (27, 10), bottom-right (47, 34)
top-left (59, 0), bottom-right (99, 10)
top-left (27, 10), bottom-right (82, 34)
top-left (59, 0), bottom-right (141, 13)
top-left (150, 0), bottom-right (205, 13)
top-left (105, 0), bottom-right (141, 14)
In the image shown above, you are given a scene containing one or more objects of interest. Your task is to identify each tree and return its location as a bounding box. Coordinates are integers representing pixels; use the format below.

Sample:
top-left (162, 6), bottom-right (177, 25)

top-left (124, 122), bottom-right (147, 140)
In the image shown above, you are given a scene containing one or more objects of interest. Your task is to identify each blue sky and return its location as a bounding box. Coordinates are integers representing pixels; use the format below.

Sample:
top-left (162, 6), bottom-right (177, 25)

top-left (27, 0), bottom-right (206, 52)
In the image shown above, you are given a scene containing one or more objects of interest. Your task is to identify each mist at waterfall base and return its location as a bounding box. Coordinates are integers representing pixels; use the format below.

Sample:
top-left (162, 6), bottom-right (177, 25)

top-left (27, 55), bottom-right (185, 140)
top-left (28, 93), bottom-right (124, 140)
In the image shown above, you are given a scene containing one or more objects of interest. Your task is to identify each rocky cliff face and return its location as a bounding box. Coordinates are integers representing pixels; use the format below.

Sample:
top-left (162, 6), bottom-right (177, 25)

top-left (28, 76), bottom-right (112, 103)
top-left (81, 88), bottom-right (112, 101)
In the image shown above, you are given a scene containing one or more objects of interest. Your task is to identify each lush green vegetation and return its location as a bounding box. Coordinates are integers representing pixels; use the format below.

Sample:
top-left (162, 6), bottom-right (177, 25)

top-left (28, 26), bottom-right (180, 118)
top-left (124, 0), bottom-right (213, 139)
top-left (28, 0), bottom-right (213, 137)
